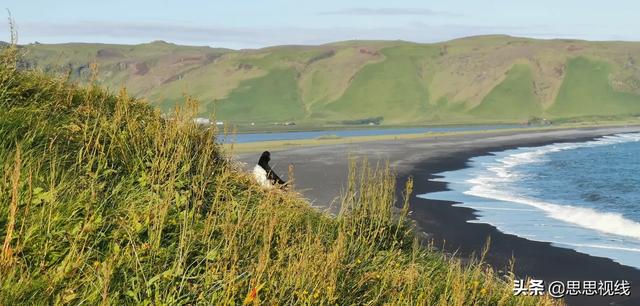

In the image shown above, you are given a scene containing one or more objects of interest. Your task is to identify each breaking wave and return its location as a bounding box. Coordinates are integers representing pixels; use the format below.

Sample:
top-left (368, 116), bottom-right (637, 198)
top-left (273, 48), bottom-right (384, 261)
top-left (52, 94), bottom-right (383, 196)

top-left (465, 133), bottom-right (640, 240)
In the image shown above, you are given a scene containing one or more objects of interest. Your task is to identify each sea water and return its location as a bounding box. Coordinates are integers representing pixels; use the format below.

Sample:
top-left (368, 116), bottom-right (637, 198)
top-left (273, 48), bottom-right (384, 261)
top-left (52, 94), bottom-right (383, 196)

top-left (419, 133), bottom-right (640, 269)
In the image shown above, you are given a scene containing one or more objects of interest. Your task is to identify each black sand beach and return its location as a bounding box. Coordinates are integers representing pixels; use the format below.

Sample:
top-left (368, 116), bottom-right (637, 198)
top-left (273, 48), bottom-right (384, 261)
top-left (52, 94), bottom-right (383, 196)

top-left (237, 126), bottom-right (640, 306)
top-left (399, 138), bottom-right (640, 306)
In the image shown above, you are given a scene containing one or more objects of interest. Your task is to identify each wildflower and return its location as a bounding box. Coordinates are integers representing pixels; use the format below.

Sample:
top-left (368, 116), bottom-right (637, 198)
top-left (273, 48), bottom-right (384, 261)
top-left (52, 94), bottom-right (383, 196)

top-left (480, 288), bottom-right (488, 295)
top-left (243, 287), bottom-right (258, 305)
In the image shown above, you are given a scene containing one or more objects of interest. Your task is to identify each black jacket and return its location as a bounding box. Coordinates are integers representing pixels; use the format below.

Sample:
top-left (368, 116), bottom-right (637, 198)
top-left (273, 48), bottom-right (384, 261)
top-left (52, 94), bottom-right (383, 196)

top-left (258, 151), bottom-right (286, 185)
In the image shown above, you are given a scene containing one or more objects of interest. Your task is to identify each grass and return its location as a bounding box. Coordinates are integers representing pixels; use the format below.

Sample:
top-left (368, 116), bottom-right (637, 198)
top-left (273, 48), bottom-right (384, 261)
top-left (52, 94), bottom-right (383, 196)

top-left (150, 54), bottom-right (267, 115)
top-left (20, 36), bottom-right (640, 126)
top-left (321, 45), bottom-right (435, 124)
top-left (211, 68), bottom-right (306, 123)
top-left (0, 44), bottom-right (565, 305)
top-left (548, 56), bottom-right (640, 117)
top-left (228, 118), bottom-right (640, 153)
top-left (298, 46), bottom-right (384, 112)
top-left (471, 64), bottom-right (542, 120)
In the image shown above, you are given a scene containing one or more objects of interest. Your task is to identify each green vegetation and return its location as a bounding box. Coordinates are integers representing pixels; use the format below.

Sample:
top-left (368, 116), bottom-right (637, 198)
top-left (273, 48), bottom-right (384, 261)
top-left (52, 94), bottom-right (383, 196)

top-left (212, 68), bottom-right (306, 123)
top-left (322, 46), bottom-right (434, 123)
top-left (549, 57), bottom-right (640, 117)
top-left (227, 120), bottom-right (640, 154)
top-left (0, 46), bottom-right (561, 305)
top-left (471, 64), bottom-right (542, 120)
top-left (17, 36), bottom-right (640, 126)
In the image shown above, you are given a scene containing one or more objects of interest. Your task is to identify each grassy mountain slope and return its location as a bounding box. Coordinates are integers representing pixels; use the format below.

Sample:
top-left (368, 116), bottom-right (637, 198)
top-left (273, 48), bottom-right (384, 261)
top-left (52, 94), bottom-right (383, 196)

top-left (0, 46), bottom-right (561, 305)
top-left (471, 64), bottom-right (542, 120)
top-left (549, 57), bottom-right (640, 117)
top-left (16, 35), bottom-right (640, 125)
top-left (212, 68), bottom-right (306, 122)
top-left (299, 46), bottom-right (384, 111)
top-left (321, 45), bottom-right (434, 124)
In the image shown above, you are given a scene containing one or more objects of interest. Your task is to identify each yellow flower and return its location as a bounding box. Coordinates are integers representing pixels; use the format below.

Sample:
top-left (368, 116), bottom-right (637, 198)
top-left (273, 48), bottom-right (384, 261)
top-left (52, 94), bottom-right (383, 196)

top-left (480, 288), bottom-right (488, 295)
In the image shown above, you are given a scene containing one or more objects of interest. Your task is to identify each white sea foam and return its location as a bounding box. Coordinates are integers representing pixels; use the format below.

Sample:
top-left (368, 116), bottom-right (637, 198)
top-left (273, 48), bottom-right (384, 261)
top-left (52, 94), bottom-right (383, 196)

top-left (463, 206), bottom-right (538, 212)
top-left (466, 185), bottom-right (640, 240)
top-left (464, 133), bottom-right (640, 240)
top-left (559, 242), bottom-right (640, 253)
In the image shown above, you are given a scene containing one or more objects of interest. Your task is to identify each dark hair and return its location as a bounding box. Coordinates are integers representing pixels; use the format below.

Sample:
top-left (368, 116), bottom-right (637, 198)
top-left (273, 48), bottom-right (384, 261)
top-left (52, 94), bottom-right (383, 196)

top-left (258, 151), bottom-right (270, 168)
top-left (256, 151), bottom-right (286, 185)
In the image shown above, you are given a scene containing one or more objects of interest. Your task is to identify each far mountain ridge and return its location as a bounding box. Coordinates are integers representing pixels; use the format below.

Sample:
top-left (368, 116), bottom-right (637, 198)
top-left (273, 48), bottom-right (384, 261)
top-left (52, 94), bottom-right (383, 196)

top-left (14, 35), bottom-right (640, 125)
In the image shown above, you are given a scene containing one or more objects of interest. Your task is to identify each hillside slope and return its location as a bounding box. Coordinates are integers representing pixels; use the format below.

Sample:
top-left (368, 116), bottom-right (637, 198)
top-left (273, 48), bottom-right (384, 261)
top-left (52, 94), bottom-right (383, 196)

top-left (17, 36), bottom-right (640, 125)
top-left (0, 45), bottom-right (559, 305)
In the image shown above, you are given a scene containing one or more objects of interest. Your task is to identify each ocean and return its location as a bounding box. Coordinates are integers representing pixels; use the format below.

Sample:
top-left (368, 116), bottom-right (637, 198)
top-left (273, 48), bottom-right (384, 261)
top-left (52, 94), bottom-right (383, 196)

top-left (420, 133), bottom-right (640, 269)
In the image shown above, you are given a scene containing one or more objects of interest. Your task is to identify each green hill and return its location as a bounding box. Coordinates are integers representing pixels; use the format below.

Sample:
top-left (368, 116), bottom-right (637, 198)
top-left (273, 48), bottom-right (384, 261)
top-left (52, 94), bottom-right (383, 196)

top-left (549, 56), bottom-right (640, 116)
top-left (471, 64), bottom-right (542, 120)
top-left (212, 68), bottom-right (306, 122)
top-left (321, 45), bottom-right (434, 123)
top-left (0, 45), bottom-right (559, 305)
top-left (15, 35), bottom-right (640, 125)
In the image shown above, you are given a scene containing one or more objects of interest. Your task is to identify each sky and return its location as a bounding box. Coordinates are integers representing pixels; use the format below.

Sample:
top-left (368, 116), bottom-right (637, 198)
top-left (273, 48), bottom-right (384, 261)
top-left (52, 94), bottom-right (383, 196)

top-left (1, 0), bottom-right (638, 49)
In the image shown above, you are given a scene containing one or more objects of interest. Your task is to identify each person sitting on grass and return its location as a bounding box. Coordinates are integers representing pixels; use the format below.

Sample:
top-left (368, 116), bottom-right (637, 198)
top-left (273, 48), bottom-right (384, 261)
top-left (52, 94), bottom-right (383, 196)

top-left (253, 151), bottom-right (287, 189)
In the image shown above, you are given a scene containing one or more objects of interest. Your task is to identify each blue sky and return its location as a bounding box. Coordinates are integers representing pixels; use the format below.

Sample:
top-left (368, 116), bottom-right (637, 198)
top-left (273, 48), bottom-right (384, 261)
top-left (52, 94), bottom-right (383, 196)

top-left (1, 0), bottom-right (637, 49)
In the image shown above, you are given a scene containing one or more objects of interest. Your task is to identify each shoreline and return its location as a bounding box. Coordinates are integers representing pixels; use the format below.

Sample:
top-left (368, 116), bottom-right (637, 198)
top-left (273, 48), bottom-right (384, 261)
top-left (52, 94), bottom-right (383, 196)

top-left (228, 122), bottom-right (639, 154)
top-left (236, 125), bottom-right (640, 306)
top-left (396, 133), bottom-right (640, 306)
